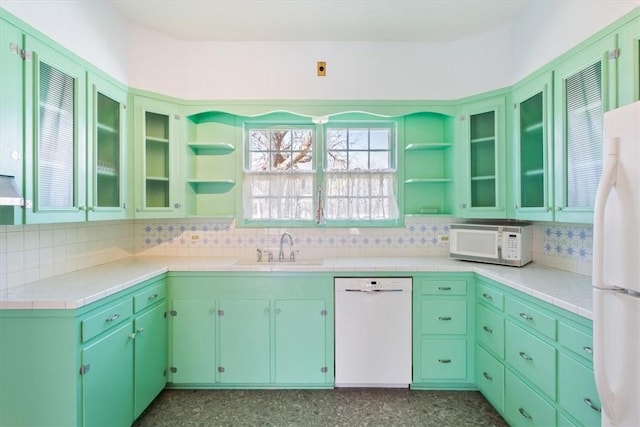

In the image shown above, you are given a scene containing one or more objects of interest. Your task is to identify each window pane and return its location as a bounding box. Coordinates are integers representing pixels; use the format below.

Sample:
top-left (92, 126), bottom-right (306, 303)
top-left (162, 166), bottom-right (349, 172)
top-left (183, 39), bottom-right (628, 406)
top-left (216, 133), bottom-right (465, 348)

top-left (348, 128), bottom-right (368, 149)
top-left (370, 152), bottom-right (389, 169)
top-left (250, 130), bottom-right (270, 151)
top-left (348, 151), bottom-right (369, 169)
top-left (370, 128), bottom-right (390, 150)
top-left (327, 129), bottom-right (347, 150)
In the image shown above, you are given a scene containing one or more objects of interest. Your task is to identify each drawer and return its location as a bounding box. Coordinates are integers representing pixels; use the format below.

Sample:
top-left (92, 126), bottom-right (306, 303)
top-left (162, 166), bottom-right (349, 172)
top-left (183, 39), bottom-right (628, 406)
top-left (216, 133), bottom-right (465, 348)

top-left (82, 299), bottom-right (133, 343)
top-left (476, 304), bottom-right (505, 357)
top-left (419, 339), bottom-right (467, 380)
top-left (476, 345), bottom-right (505, 413)
top-left (505, 370), bottom-right (556, 427)
top-left (421, 280), bottom-right (467, 296)
top-left (421, 300), bottom-right (467, 335)
top-left (558, 322), bottom-right (593, 363)
top-left (558, 354), bottom-right (601, 427)
top-left (505, 322), bottom-right (556, 399)
top-left (477, 283), bottom-right (504, 311)
top-left (133, 281), bottom-right (166, 313)
top-left (506, 297), bottom-right (556, 340)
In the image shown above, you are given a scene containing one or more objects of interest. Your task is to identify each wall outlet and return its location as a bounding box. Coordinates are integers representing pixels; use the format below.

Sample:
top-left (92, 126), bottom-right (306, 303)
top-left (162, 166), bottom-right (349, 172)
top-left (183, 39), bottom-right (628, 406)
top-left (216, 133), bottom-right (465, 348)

top-left (438, 234), bottom-right (449, 243)
top-left (191, 233), bottom-right (200, 241)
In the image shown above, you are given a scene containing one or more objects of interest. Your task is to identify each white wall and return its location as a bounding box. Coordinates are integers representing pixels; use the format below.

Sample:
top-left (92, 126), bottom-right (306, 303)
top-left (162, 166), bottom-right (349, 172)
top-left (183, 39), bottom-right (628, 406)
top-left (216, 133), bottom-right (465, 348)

top-left (2, 1), bottom-right (636, 100)
top-left (1, 0), bottom-right (129, 84)
top-left (512, 0), bottom-right (640, 83)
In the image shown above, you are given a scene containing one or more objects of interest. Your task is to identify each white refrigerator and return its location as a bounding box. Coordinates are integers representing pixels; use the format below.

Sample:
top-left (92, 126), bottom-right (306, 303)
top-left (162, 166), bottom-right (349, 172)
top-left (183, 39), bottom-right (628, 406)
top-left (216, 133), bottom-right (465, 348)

top-left (593, 100), bottom-right (640, 427)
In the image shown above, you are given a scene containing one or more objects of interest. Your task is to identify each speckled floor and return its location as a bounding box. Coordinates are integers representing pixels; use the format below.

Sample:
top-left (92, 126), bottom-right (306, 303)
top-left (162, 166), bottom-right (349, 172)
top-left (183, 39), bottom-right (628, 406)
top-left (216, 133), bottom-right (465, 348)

top-left (133, 388), bottom-right (508, 426)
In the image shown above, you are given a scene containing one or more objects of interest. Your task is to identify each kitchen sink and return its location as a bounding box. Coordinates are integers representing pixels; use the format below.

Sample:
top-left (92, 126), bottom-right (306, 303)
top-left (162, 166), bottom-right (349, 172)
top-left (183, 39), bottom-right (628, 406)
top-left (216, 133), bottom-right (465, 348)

top-left (234, 259), bottom-right (324, 266)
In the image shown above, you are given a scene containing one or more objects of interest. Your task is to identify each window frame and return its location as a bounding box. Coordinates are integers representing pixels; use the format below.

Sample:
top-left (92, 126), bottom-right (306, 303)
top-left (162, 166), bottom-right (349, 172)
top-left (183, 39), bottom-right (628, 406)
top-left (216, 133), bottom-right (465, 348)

top-left (240, 114), bottom-right (400, 228)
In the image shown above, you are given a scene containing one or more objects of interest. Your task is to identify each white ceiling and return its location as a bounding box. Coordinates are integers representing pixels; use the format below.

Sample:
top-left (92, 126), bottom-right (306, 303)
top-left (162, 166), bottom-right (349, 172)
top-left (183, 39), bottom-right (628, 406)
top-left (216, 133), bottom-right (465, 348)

top-left (108, 0), bottom-right (528, 42)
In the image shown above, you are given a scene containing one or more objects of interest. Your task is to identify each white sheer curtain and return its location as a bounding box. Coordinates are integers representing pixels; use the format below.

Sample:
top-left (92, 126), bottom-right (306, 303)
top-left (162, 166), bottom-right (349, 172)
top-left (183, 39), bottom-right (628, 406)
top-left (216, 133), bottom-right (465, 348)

top-left (324, 170), bottom-right (399, 220)
top-left (243, 172), bottom-right (315, 220)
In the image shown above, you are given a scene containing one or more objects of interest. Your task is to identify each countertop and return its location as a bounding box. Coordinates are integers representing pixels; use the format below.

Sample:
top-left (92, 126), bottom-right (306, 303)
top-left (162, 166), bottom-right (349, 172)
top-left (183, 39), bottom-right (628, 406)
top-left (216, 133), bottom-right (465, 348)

top-left (0, 256), bottom-right (593, 319)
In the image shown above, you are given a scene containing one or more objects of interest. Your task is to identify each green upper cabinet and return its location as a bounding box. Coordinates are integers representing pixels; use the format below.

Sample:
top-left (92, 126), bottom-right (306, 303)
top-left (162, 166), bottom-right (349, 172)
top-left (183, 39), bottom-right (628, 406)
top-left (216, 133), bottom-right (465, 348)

top-left (87, 73), bottom-right (131, 221)
top-left (133, 96), bottom-right (185, 218)
top-left (553, 34), bottom-right (616, 223)
top-left (23, 35), bottom-right (87, 224)
top-left (617, 15), bottom-right (640, 106)
top-left (457, 96), bottom-right (507, 218)
top-left (512, 73), bottom-right (554, 221)
top-left (185, 111), bottom-right (238, 218)
top-left (402, 112), bottom-right (455, 216)
top-left (0, 18), bottom-right (24, 225)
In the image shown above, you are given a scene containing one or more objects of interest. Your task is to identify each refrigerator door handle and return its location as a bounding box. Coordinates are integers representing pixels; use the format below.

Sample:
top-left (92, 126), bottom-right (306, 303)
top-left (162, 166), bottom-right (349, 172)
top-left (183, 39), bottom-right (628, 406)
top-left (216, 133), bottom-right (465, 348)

top-left (592, 138), bottom-right (620, 425)
top-left (593, 137), bottom-right (619, 291)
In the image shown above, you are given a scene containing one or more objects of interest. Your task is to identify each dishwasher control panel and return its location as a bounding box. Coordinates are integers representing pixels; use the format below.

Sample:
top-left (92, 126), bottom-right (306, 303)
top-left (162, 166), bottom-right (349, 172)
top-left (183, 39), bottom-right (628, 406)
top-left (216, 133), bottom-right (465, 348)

top-left (335, 277), bottom-right (412, 293)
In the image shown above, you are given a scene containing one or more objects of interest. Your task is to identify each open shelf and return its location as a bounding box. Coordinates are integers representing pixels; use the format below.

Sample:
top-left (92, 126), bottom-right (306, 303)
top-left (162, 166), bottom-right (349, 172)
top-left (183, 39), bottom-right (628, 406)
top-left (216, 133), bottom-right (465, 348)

top-left (187, 180), bottom-right (236, 194)
top-left (405, 143), bottom-right (452, 151)
top-left (404, 178), bottom-right (453, 184)
top-left (187, 142), bottom-right (235, 155)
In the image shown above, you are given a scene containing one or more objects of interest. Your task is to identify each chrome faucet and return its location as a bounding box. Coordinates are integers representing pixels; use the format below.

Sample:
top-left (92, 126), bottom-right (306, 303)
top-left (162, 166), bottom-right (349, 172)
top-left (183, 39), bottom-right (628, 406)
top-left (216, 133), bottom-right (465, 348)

top-left (279, 232), bottom-right (294, 261)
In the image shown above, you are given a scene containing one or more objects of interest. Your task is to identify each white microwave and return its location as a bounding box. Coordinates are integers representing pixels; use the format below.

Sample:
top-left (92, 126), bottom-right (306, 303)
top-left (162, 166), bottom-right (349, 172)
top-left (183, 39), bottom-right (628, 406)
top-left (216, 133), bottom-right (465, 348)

top-left (449, 222), bottom-right (533, 267)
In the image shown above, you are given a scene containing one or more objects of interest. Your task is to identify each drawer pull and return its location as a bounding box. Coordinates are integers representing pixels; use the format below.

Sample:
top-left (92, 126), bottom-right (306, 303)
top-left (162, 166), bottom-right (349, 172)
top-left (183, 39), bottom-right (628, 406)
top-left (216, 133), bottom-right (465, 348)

top-left (583, 398), bottom-right (601, 412)
top-left (583, 346), bottom-right (593, 355)
top-left (438, 286), bottom-right (452, 291)
top-left (438, 316), bottom-right (452, 321)
top-left (147, 293), bottom-right (159, 301)
top-left (519, 351), bottom-right (533, 361)
top-left (519, 312), bottom-right (534, 321)
top-left (482, 293), bottom-right (493, 301)
top-left (438, 359), bottom-right (452, 364)
top-left (482, 325), bottom-right (493, 334)
top-left (105, 313), bottom-right (120, 323)
top-left (482, 371), bottom-right (493, 381)
top-left (518, 407), bottom-right (533, 420)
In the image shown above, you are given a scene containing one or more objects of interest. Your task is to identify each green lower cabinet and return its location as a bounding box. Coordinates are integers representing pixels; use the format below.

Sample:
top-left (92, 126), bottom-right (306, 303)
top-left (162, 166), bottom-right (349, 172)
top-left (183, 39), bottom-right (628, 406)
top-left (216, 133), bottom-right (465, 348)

top-left (476, 345), bottom-right (505, 414)
top-left (505, 370), bottom-right (556, 427)
top-left (81, 322), bottom-right (135, 427)
top-left (170, 299), bottom-right (217, 384)
top-left (419, 339), bottom-right (467, 380)
top-left (476, 303), bottom-right (505, 358)
top-left (505, 321), bottom-right (557, 400)
top-left (219, 299), bottom-right (271, 384)
top-left (421, 300), bottom-right (467, 334)
top-left (134, 301), bottom-right (168, 418)
top-left (274, 299), bottom-right (329, 384)
top-left (558, 354), bottom-right (602, 427)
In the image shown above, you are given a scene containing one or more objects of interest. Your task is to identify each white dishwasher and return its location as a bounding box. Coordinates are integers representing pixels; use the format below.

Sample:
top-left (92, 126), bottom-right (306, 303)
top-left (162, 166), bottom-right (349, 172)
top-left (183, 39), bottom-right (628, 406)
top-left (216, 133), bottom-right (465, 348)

top-left (334, 277), bottom-right (412, 387)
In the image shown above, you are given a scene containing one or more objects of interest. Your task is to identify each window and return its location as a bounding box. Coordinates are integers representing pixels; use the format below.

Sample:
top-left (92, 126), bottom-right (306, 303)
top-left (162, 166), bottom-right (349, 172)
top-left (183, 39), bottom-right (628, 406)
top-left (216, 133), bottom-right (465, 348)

top-left (243, 125), bottom-right (316, 221)
top-left (324, 124), bottom-right (398, 221)
top-left (242, 117), bottom-right (399, 225)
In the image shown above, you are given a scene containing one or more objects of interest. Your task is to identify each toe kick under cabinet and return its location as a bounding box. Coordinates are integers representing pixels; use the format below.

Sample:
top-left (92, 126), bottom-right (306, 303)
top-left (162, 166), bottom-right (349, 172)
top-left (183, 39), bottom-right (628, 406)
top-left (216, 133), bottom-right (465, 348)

top-left (166, 272), bottom-right (334, 389)
top-left (475, 277), bottom-right (600, 427)
top-left (0, 275), bottom-right (168, 427)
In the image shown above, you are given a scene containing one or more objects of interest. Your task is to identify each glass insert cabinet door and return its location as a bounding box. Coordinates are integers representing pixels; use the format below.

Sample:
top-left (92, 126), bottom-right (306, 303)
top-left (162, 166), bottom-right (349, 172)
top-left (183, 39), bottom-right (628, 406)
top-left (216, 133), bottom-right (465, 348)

top-left (458, 96), bottom-right (506, 219)
top-left (25, 36), bottom-right (87, 224)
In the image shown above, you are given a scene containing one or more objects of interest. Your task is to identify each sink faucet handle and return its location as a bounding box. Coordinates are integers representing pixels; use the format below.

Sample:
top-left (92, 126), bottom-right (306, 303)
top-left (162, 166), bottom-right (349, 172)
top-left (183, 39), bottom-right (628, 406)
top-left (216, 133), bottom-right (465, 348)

top-left (290, 250), bottom-right (300, 261)
top-left (256, 248), bottom-right (262, 262)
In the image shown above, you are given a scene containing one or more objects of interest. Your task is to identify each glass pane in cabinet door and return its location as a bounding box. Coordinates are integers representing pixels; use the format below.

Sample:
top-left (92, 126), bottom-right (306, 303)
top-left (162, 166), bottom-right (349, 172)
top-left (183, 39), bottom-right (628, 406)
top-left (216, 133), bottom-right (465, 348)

top-left (96, 92), bottom-right (120, 208)
top-left (144, 112), bottom-right (170, 208)
top-left (519, 92), bottom-right (544, 208)
top-left (470, 111), bottom-right (496, 208)
top-left (38, 62), bottom-right (75, 209)
top-left (565, 61), bottom-right (603, 208)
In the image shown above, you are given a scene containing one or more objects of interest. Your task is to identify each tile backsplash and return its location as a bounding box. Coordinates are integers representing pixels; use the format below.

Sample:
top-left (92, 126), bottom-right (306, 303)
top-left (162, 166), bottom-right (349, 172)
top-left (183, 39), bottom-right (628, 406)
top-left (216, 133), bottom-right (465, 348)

top-left (0, 217), bottom-right (593, 291)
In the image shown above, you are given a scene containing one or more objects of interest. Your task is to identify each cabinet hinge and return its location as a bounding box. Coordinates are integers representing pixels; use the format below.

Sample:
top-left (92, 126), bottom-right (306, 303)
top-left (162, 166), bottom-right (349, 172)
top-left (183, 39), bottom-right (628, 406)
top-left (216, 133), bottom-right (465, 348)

top-left (170, 367), bottom-right (177, 373)
top-left (163, 369), bottom-right (167, 377)
top-left (19, 49), bottom-right (31, 61)
top-left (217, 309), bottom-right (224, 316)
top-left (608, 49), bottom-right (621, 60)
top-left (459, 115), bottom-right (466, 121)
top-left (79, 364), bottom-right (91, 375)
top-left (173, 114), bottom-right (181, 120)
top-left (320, 309), bottom-right (328, 316)
top-left (218, 366), bottom-right (225, 373)
top-left (169, 310), bottom-right (178, 317)
top-left (9, 42), bottom-right (19, 55)
top-left (321, 367), bottom-right (328, 373)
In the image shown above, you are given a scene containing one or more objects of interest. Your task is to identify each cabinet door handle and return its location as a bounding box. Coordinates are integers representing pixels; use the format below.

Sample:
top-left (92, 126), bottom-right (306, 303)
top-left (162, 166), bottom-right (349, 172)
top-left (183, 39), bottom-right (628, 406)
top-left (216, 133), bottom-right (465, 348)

top-left (482, 293), bottom-right (493, 301)
top-left (482, 371), bottom-right (493, 381)
top-left (105, 313), bottom-right (120, 323)
top-left (482, 326), bottom-right (493, 334)
top-left (519, 351), bottom-right (533, 361)
top-left (519, 312), bottom-right (534, 321)
top-left (518, 407), bottom-right (533, 420)
top-left (136, 327), bottom-right (144, 334)
top-left (583, 346), bottom-right (593, 355)
top-left (438, 316), bottom-right (452, 321)
top-left (264, 307), bottom-right (270, 313)
top-left (438, 286), bottom-right (452, 291)
top-left (129, 333), bottom-right (137, 340)
top-left (147, 293), bottom-right (159, 301)
top-left (438, 359), bottom-right (451, 364)
top-left (583, 398), bottom-right (601, 412)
